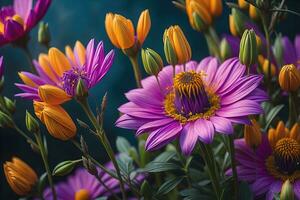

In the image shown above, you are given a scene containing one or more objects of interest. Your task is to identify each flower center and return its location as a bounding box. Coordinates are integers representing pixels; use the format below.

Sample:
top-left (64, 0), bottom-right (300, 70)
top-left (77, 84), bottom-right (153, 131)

top-left (62, 67), bottom-right (89, 96)
top-left (75, 189), bottom-right (90, 200)
top-left (164, 71), bottom-right (220, 124)
top-left (274, 138), bottom-right (300, 174)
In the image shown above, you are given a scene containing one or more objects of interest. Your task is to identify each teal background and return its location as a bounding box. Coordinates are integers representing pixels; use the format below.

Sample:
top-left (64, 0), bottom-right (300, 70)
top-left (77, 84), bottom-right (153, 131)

top-left (0, 0), bottom-right (300, 199)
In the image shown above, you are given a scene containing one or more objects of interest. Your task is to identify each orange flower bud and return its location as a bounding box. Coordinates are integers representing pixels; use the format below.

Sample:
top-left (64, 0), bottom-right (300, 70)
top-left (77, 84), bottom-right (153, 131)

top-left (262, 59), bottom-right (277, 77)
top-left (279, 64), bottom-right (300, 92)
top-left (137, 9), bottom-right (151, 46)
top-left (238, 0), bottom-right (249, 9)
top-left (34, 101), bottom-right (76, 140)
top-left (105, 13), bottom-right (135, 49)
top-left (186, 0), bottom-right (212, 31)
top-left (210, 0), bottom-right (222, 17)
top-left (163, 25), bottom-right (192, 64)
top-left (244, 119), bottom-right (262, 149)
top-left (229, 15), bottom-right (238, 37)
top-left (249, 4), bottom-right (260, 20)
top-left (3, 157), bottom-right (38, 196)
top-left (38, 85), bottom-right (71, 105)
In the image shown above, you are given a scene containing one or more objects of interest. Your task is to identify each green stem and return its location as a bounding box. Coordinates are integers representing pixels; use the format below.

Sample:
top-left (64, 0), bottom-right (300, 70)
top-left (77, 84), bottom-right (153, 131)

top-left (288, 92), bottom-right (298, 127)
top-left (14, 125), bottom-right (39, 150)
top-left (129, 55), bottom-right (142, 88)
top-left (77, 98), bottom-right (127, 200)
top-left (262, 17), bottom-right (272, 95)
top-left (228, 135), bottom-right (238, 200)
top-left (34, 132), bottom-right (57, 200)
top-left (199, 143), bottom-right (221, 199)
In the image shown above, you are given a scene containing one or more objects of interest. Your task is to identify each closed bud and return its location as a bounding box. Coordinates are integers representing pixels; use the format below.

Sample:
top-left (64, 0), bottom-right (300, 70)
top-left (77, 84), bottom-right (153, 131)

top-left (163, 25), bottom-right (192, 65)
top-left (4, 157), bottom-right (38, 196)
top-left (137, 9), bottom-right (151, 46)
top-left (244, 119), bottom-right (262, 149)
top-left (38, 22), bottom-right (51, 46)
top-left (220, 38), bottom-right (232, 61)
top-left (280, 180), bottom-right (294, 200)
top-left (101, 92), bottom-right (108, 114)
top-left (142, 48), bottom-right (163, 76)
top-left (0, 110), bottom-right (14, 128)
top-left (239, 29), bottom-right (257, 67)
top-left (279, 64), bottom-right (300, 92)
top-left (76, 79), bottom-right (88, 100)
top-left (4, 97), bottom-right (16, 114)
top-left (25, 111), bottom-right (40, 133)
top-left (238, 0), bottom-right (249, 9)
top-left (262, 59), bottom-right (276, 78)
top-left (52, 160), bottom-right (80, 176)
top-left (80, 135), bottom-right (89, 155)
top-left (273, 34), bottom-right (284, 66)
top-left (230, 8), bottom-right (247, 37)
top-left (249, 5), bottom-right (260, 21)
top-left (82, 156), bottom-right (97, 176)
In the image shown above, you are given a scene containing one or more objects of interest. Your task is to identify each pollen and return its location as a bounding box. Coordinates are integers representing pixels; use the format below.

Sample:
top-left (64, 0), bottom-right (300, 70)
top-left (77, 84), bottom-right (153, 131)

top-left (173, 71), bottom-right (204, 97)
top-left (75, 189), bottom-right (90, 200)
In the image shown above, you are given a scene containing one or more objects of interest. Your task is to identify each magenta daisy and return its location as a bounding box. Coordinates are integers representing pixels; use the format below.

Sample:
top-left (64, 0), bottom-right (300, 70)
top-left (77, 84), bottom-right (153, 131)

top-left (15, 39), bottom-right (114, 103)
top-left (229, 121), bottom-right (300, 199)
top-left (0, 0), bottom-right (51, 46)
top-left (116, 57), bottom-right (268, 155)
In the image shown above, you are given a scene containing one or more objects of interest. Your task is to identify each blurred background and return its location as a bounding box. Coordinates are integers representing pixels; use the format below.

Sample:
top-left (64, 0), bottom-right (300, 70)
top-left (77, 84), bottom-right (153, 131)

top-left (0, 0), bottom-right (300, 198)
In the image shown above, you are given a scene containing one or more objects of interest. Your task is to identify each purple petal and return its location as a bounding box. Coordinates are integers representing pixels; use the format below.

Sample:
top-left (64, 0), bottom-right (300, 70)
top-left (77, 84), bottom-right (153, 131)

top-left (137, 118), bottom-right (174, 135)
top-left (13, 0), bottom-right (32, 21)
top-left (115, 114), bottom-right (148, 130)
top-left (4, 19), bottom-right (24, 41)
top-left (196, 56), bottom-right (218, 86)
top-left (282, 36), bottom-right (297, 65)
top-left (125, 88), bottom-right (163, 108)
top-left (145, 122), bottom-right (182, 151)
top-left (266, 181), bottom-right (282, 200)
top-left (244, 88), bottom-right (269, 103)
top-left (294, 180), bottom-right (300, 199)
top-left (222, 34), bottom-right (240, 57)
top-left (210, 116), bottom-right (233, 134)
top-left (180, 123), bottom-right (198, 155)
top-left (15, 83), bottom-right (38, 93)
top-left (252, 177), bottom-right (276, 196)
top-left (194, 119), bottom-right (214, 143)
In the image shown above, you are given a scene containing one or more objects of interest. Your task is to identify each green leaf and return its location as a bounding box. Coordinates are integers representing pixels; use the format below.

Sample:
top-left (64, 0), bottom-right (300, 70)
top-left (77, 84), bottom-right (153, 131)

top-left (156, 176), bottom-right (184, 196)
top-left (117, 154), bottom-right (134, 176)
top-left (143, 162), bottom-right (182, 173)
top-left (264, 104), bottom-right (284, 131)
top-left (180, 188), bottom-right (213, 199)
top-left (116, 137), bottom-right (131, 153)
top-left (238, 181), bottom-right (253, 200)
top-left (153, 151), bottom-right (177, 162)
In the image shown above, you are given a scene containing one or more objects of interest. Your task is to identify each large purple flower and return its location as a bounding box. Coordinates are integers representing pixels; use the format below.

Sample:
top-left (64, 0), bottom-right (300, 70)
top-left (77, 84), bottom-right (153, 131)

top-left (228, 122), bottom-right (300, 199)
top-left (116, 57), bottom-right (268, 155)
top-left (281, 35), bottom-right (300, 69)
top-left (15, 39), bottom-right (114, 103)
top-left (0, 0), bottom-right (51, 46)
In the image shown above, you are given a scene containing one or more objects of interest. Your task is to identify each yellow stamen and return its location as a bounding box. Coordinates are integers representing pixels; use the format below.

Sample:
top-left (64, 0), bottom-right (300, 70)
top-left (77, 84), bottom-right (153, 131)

top-left (174, 71), bottom-right (204, 97)
top-left (75, 189), bottom-right (90, 200)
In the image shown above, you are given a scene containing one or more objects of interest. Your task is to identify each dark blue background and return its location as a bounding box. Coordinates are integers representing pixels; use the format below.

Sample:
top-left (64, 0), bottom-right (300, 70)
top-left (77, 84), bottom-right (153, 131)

top-left (0, 0), bottom-right (300, 198)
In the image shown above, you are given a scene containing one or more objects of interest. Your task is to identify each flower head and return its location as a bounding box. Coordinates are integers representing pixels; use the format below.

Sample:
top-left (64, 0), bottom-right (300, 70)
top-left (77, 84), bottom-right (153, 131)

top-left (116, 57), bottom-right (267, 155)
top-left (16, 39), bottom-right (114, 102)
top-left (105, 10), bottom-right (151, 49)
top-left (0, 0), bottom-right (51, 46)
top-left (34, 101), bottom-right (76, 140)
top-left (3, 157), bottom-right (38, 196)
top-left (229, 121), bottom-right (300, 199)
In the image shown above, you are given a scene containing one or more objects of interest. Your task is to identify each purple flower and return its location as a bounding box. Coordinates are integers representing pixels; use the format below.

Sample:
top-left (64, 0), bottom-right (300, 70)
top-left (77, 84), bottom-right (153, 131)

top-left (15, 39), bottom-right (114, 103)
top-left (42, 160), bottom-right (145, 200)
top-left (116, 57), bottom-right (268, 155)
top-left (281, 35), bottom-right (300, 69)
top-left (228, 121), bottom-right (300, 199)
top-left (0, 0), bottom-right (51, 46)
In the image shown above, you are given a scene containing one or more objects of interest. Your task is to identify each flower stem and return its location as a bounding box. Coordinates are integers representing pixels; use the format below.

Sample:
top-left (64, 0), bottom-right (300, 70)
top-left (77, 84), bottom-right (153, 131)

top-left (34, 132), bottom-right (57, 200)
top-left (288, 91), bottom-right (298, 127)
top-left (199, 142), bottom-right (221, 199)
top-left (78, 97), bottom-right (127, 200)
top-left (13, 125), bottom-right (39, 150)
top-left (204, 27), bottom-right (221, 60)
top-left (129, 55), bottom-right (142, 88)
top-left (262, 16), bottom-right (272, 95)
top-left (228, 135), bottom-right (238, 200)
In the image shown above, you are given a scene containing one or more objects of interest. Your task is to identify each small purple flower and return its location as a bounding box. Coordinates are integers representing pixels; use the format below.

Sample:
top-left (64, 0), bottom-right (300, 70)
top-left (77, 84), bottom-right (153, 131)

top-left (281, 35), bottom-right (300, 69)
top-left (227, 121), bottom-right (300, 199)
top-left (15, 39), bottom-right (114, 103)
top-left (0, 0), bottom-right (51, 46)
top-left (116, 57), bottom-right (268, 155)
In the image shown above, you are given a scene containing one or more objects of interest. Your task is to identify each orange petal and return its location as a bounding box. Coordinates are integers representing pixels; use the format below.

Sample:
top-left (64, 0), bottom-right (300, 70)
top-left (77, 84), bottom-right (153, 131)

top-left (38, 85), bottom-right (71, 105)
top-left (137, 9), bottom-right (151, 45)
top-left (48, 48), bottom-right (71, 77)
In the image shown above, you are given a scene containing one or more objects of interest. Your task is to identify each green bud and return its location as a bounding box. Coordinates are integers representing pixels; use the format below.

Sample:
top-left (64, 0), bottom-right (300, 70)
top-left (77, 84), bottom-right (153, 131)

top-left (239, 29), bottom-right (257, 67)
top-left (4, 97), bottom-right (16, 114)
top-left (273, 34), bottom-right (283, 67)
top-left (280, 180), bottom-right (294, 200)
top-left (164, 38), bottom-right (178, 65)
top-left (141, 180), bottom-right (153, 200)
top-left (76, 79), bottom-right (88, 100)
top-left (193, 12), bottom-right (207, 32)
top-left (142, 48), bottom-right (163, 76)
top-left (220, 38), bottom-right (232, 61)
top-left (0, 110), bottom-right (14, 128)
top-left (25, 111), bottom-right (40, 133)
top-left (232, 8), bottom-right (248, 36)
top-left (52, 160), bottom-right (81, 176)
top-left (38, 22), bottom-right (51, 46)
top-left (82, 156), bottom-right (97, 175)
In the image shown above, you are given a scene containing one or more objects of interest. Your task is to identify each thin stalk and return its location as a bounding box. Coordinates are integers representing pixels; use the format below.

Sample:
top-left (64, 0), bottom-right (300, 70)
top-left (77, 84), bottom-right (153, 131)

top-left (77, 98), bottom-right (127, 200)
top-left (199, 143), bottom-right (221, 200)
top-left (228, 135), bottom-right (238, 200)
top-left (288, 92), bottom-right (298, 127)
top-left (129, 55), bottom-right (142, 88)
top-left (34, 132), bottom-right (57, 200)
top-left (262, 17), bottom-right (272, 95)
top-left (14, 125), bottom-right (39, 150)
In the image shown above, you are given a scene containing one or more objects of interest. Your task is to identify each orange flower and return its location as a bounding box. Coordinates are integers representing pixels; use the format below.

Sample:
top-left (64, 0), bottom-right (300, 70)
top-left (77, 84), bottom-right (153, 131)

top-left (105, 10), bottom-right (151, 49)
top-left (34, 101), bottom-right (77, 140)
top-left (3, 157), bottom-right (38, 196)
top-left (278, 64), bottom-right (300, 92)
